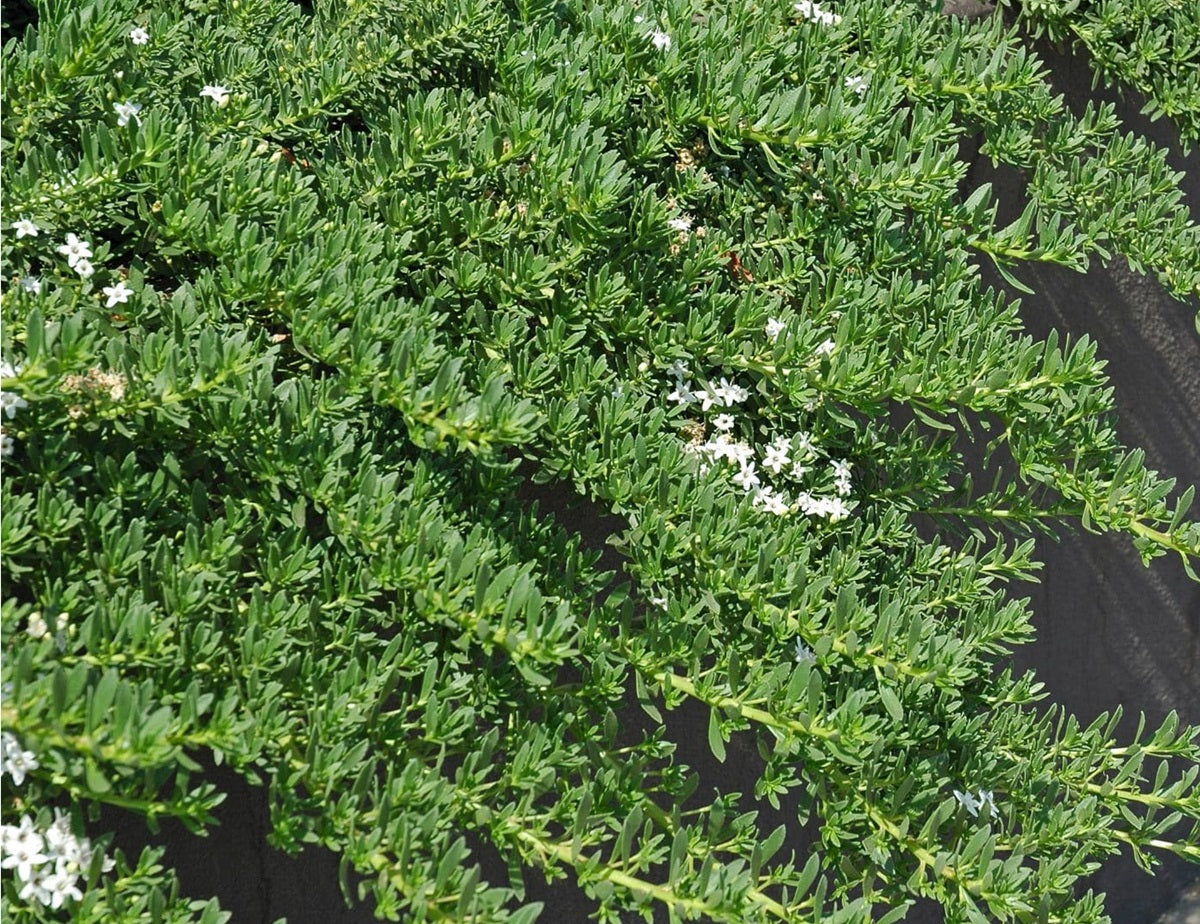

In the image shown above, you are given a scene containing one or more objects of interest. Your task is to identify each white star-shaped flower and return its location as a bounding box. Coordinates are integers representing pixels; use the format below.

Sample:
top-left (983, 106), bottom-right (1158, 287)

top-left (795, 493), bottom-right (851, 521)
top-left (794, 0), bottom-right (842, 25)
top-left (714, 377), bottom-right (749, 406)
top-left (821, 496), bottom-right (851, 521)
top-left (18, 871), bottom-right (52, 908)
top-left (711, 413), bottom-right (735, 431)
top-left (729, 441), bottom-right (755, 466)
top-left (703, 437), bottom-right (735, 462)
top-left (667, 215), bottom-right (692, 233)
top-left (43, 867), bottom-right (83, 910)
top-left (129, 26), bottom-right (150, 44)
top-left (2, 390), bottom-right (29, 419)
top-left (647, 29), bottom-right (671, 51)
top-left (1, 360), bottom-right (29, 417)
top-left (57, 233), bottom-right (92, 268)
top-left (953, 789), bottom-right (980, 816)
top-left (752, 485), bottom-right (790, 515)
top-left (45, 811), bottom-right (88, 867)
top-left (20, 276), bottom-right (41, 294)
top-left (113, 100), bottom-right (142, 127)
top-left (199, 84), bottom-right (231, 107)
top-left (103, 280), bottom-right (134, 308)
top-left (844, 74), bottom-right (869, 96)
top-left (762, 441), bottom-right (791, 474)
top-left (72, 258), bottom-right (95, 278)
top-left (667, 381), bottom-right (696, 405)
top-left (732, 462), bottom-right (760, 492)
top-left (765, 317), bottom-right (785, 340)
top-left (1, 739), bottom-right (38, 785)
top-left (692, 387), bottom-right (719, 411)
top-left (11, 218), bottom-right (39, 238)
top-left (833, 460), bottom-right (852, 495)
top-left (0, 816), bottom-right (48, 883)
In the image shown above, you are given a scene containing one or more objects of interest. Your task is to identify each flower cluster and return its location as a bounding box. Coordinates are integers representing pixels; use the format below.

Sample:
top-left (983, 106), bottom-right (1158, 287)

top-left (794, 0), bottom-right (842, 26)
top-left (844, 74), bottom-right (869, 96)
top-left (27, 611), bottom-right (69, 640)
top-left (667, 214), bottom-right (692, 235)
top-left (0, 813), bottom-right (111, 911)
top-left (664, 203), bottom-right (707, 253)
top-left (113, 100), bottom-right (142, 127)
top-left (646, 29), bottom-right (671, 51)
top-left (11, 217), bottom-right (144, 311)
top-left (671, 141), bottom-right (716, 191)
top-left (793, 489), bottom-right (852, 521)
top-left (954, 788), bottom-right (999, 819)
top-left (668, 357), bottom-right (854, 522)
top-left (57, 232), bottom-right (94, 278)
top-left (1, 360), bottom-right (27, 458)
top-left (10, 211), bottom-right (149, 322)
top-left (61, 367), bottom-right (129, 418)
top-left (1, 732), bottom-right (38, 786)
top-left (200, 84), bottom-right (231, 106)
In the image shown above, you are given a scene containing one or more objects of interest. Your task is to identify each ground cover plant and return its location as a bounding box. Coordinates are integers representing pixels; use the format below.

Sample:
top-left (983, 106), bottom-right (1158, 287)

top-left (2, 0), bottom-right (1199, 921)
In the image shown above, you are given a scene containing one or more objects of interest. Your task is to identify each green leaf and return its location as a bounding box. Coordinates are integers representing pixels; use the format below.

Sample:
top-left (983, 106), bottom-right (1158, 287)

top-left (910, 404), bottom-right (956, 432)
top-left (879, 685), bottom-right (904, 723)
top-left (618, 804), bottom-right (643, 862)
top-left (51, 665), bottom-right (68, 716)
top-left (455, 864), bottom-right (480, 915)
top-left (707, 707), bottom-right (727, 763)
top-left (572, 790), bottom-right (593, 860)
top-left (507, 904), bottom-right (545, 924)
top-left (785, 661), bottom-right (808, 704)
top-left (807, 669), bottom-right (823, 719)
top-left (878, 903), bottom-right (913, 924)
top-left (989, 253), bottom-right (1037, 294)
top-left (25, 308), bottom-right (44, 360)
top-left (669, 828), bottom-right (689, 883)
top-left (1169, 484), bottom-right (1194, 533)
top-left (796, 854), bottom-right (820, 897)
top-left (759, 824), bottom-right (787, 865)
top-left (84, 759), bottom-right (111, 794)
top-left (961, 824), bottom-right (992, 863)
top-left (88, 670), bottom-right (119, 733)
top-left (635, 669), bottom-right (662, 723)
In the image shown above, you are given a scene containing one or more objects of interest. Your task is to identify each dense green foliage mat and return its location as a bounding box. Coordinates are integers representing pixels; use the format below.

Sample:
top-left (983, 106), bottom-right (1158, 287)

top-left (2, 0), bottom-right (1199, 921)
